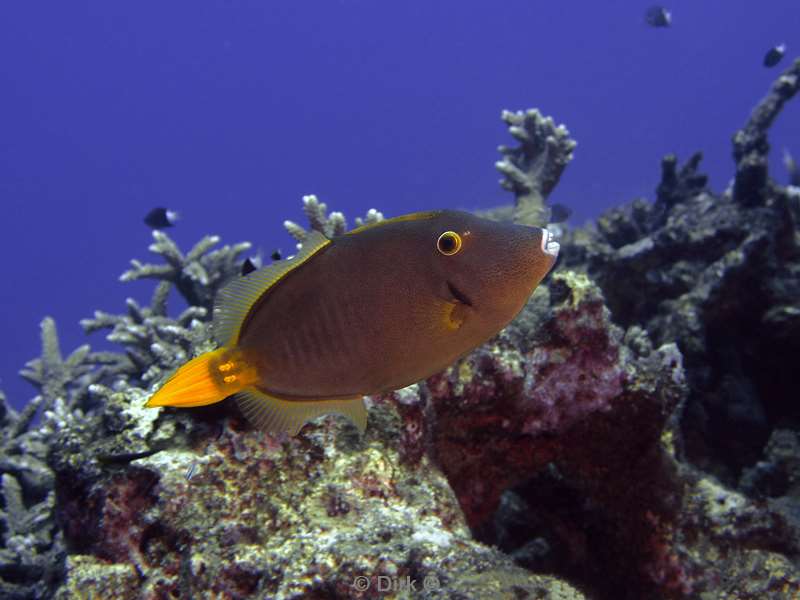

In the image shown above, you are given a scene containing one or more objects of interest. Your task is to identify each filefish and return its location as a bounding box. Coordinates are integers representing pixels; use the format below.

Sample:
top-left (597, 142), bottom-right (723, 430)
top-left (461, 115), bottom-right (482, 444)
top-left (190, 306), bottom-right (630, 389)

top-left (144, 207), bottom-right (180, 229)
top-left (145, 210), bottom-right (560, 435)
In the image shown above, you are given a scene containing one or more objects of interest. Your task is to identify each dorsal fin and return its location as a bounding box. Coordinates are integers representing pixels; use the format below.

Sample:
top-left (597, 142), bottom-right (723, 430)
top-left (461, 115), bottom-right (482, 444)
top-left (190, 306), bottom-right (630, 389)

top-left (344, 210), bottom-right (441, 236)
top-left (213, 230), bottom-right (331, 346)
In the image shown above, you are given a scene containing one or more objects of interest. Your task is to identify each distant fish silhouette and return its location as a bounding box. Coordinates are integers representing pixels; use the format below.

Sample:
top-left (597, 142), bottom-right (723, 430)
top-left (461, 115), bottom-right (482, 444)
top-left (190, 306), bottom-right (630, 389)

top-left (144, 207), bottom-right (179, 229)
top-left (241, 255), bottom-right (263, 276)
top-left (763, 44), bottom-right (786, 68)
top-left (645, 6), bottom-right (671, 28)
top-left (548, 203), bottom-right (573, 224)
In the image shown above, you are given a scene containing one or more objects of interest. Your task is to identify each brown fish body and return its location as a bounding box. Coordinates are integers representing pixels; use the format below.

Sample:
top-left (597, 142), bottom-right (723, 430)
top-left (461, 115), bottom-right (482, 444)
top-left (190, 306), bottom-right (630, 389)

top-left (146, 210), bottom-right (559, 435)
top-left (241, 211), bottom-right (553, 398)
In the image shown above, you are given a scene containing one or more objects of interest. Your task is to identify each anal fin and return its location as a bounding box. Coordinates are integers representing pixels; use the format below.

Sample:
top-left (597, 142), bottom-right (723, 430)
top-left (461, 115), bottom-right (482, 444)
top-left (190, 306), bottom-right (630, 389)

top-left (235, 389), bottom-right (367, 436)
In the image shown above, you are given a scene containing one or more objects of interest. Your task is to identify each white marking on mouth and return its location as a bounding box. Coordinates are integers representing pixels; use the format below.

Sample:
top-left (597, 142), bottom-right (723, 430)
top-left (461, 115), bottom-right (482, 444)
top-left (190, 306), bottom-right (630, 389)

top-left (541, 228), bottom-right (560, 258)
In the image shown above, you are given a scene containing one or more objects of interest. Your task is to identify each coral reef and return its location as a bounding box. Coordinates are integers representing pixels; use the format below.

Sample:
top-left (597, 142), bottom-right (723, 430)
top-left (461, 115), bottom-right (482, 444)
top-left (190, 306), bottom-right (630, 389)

top-left (2, 57), bottom-right (799, 600)
top-left (733, 57), bottom-right (800, 205)
top-left (1, 230), bottom-right (254, 600)
top-left (20, 317), bottom-right (126, 414)
top-left (50, 386), bottom-right (585, 600)
top-left (495, 108), bottom-right (576, 226)
top-left (407, 272), bottom-right (800, 598)
top-left (80, 283), bottom-right (209, 386)
top-left (559, 60), bottom-right (800, 486)
top-left (0, 390), bottom-right (63, 599)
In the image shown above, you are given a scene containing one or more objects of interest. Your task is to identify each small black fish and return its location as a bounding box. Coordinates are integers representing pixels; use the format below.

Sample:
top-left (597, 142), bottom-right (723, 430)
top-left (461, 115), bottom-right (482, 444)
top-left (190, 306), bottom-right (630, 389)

top-left (645, 6), bottom-right (671, 28)
top-left (271, 249), bottom-right (282, 261)
top-left (144, 207), bottom-right (179, 229)
top-left (549, 203), bottom-right (573, 223)
top-left (763, 44), bottom-right (786, 68)
top-left (241, 256), bottom-right (262, 276)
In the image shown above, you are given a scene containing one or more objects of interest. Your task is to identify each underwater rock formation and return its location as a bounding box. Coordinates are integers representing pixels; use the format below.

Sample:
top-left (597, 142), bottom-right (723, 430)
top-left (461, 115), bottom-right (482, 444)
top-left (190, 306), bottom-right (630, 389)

top-left (50, 384), bottom-right (584, 599)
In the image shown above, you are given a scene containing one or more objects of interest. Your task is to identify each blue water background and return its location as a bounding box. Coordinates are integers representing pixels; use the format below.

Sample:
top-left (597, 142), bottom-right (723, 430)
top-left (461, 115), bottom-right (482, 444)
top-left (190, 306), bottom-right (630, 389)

top-left (1, 1), bottom-right (798, 408)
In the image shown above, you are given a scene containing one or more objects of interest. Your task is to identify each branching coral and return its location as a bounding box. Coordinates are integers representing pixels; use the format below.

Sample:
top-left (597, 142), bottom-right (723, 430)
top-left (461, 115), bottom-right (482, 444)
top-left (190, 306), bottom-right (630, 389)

top-left (283, 194), bottom-right (383, 244)
top-left (0, 391), bottom-right (63, 600)
top-left (120, 231), bottom-right (250, 310)
top-left (495, 108), bottom-right (576, 226)
top-left (19, 317), bottom-right (123, 414)
top-left (81, 282), bottom-right (209, 385)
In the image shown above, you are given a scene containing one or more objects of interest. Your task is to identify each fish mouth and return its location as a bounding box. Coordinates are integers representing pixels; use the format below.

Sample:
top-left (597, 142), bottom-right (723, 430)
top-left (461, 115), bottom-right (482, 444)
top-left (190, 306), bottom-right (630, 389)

top-left (447, 280), bottom-right (473, 307)
top-left (541, 228), bottom-right (560, 258)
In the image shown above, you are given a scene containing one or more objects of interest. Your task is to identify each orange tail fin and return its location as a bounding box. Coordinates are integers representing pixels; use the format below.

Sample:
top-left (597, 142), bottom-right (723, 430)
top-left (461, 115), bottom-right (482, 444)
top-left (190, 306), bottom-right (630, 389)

top-left (145, 347), bottom-right (259, 408)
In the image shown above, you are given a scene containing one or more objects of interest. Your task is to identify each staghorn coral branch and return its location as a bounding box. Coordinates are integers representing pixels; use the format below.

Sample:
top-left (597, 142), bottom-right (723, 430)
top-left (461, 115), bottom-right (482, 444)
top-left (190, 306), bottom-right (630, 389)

top-left (284, 195), bottom-right (383, 244)
top-left (121, 231), bottom-right (250, 309)
top-left (496, 109), bottom-right (576, 226)
top-left (19, 318), bottom-right (101, 412)
top-left (81, 298), bottom-right (208, 384)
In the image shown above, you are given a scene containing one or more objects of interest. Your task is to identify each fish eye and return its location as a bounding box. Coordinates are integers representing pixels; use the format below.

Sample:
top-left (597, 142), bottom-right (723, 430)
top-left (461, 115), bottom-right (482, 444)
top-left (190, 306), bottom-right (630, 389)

top-left (437, 231), bottom-right (462, 256)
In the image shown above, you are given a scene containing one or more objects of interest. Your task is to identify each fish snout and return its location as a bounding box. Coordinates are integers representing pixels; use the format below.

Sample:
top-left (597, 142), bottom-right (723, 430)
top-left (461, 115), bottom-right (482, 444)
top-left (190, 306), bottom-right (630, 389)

top-left (540, 228), bottom-right (560, 259)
